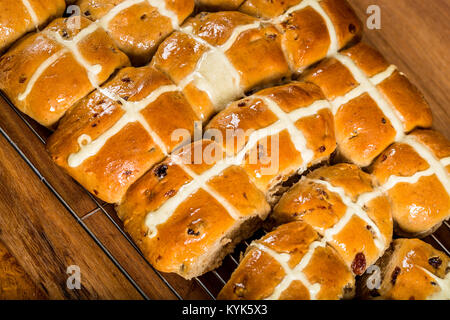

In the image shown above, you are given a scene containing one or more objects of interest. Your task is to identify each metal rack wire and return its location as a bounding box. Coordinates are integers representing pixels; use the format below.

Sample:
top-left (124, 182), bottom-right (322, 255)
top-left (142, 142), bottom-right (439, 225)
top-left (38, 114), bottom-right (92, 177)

top-left (0, 91), bottom-right (449, 300)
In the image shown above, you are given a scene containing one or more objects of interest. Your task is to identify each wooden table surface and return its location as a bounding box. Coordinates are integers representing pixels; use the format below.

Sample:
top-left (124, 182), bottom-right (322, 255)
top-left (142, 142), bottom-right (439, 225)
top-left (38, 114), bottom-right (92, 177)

top-left (0, 0), bottom-right (448, 300)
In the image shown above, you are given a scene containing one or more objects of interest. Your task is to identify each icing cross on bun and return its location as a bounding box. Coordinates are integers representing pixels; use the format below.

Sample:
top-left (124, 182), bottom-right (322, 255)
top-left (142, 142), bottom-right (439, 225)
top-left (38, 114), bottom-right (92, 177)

top-left (0, 0), bottom-right (360, 128)
top-left (0, 0), bottom-right (448, 300)
top-left (220, 163), bottom-right (393, 299)
top-left (153, 0), bottom-right (361, 121)
top-left (76, 0), bottom-right (195, 65)
top-left (369, 129), bottom-right (450, 238)
top-left (206, 82), bottom-right (336, 203)
top-left (116, 82), bottom-right (337, 279)
top-left (272, 164), bottom-right (393, 274)
top-left (0, 16), bottom-right (130, 127)
top-left (117, 139), bottom-right (272, 279)
top-left (218, 221), bottom-right (356, 300)
top-left (41, 0), bottom-right (359, 205)
top-left (47, 65), bottom-right (199, 203)
top-left (303, 42), bottom-right (433, 167)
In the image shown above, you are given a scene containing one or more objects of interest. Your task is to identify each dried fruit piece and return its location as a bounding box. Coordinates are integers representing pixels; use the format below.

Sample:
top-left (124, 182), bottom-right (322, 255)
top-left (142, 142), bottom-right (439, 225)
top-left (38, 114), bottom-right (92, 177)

top-left (351, 252), bottom-right (366, 275)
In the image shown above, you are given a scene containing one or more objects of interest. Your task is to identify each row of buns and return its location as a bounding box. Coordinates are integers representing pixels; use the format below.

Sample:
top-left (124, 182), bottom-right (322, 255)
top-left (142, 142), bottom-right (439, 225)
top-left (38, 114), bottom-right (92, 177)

top-left (0, 0), bottom-right (361, 127)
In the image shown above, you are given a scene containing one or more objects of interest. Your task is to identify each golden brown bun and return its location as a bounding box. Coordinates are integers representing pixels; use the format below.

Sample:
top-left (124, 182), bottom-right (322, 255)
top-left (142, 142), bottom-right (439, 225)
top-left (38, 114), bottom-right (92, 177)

top-left (0, 17), bottom-right (130, 127)
top-left (272, 164), bottom-right (393, 274)
top-left (152, 2), bottom-right (360, 120)
top-left (370, 129), bottom-right (450, 237)
top-left (206, 81), bottom-right (336, 202)
top-left (241, 0), bottom-right (362, 72)
top-left (218, 221), bottom-right (355, 300)
top-left (47, 65), bottom-right (199, 204)
top-left (239, 0), bottom-right (305, 18)
top-left (196, 0), bottom-right (245, 11)
top-left (358, 239), bottom-right (450, 300)
top-left (48, 77), bottom-right (334, 207)
top-left (304, 42), bottom-right (432, 167)
top-left (77, 0), bottom-right (194, 65)
top-left (115, 80), bottom-right (336, 278)
top-left (116, 140), bottom-right (270, 279)
top-left (0, 0), bottom-right (65, 52)
top-left (152, 11), bottom-right (290, 120)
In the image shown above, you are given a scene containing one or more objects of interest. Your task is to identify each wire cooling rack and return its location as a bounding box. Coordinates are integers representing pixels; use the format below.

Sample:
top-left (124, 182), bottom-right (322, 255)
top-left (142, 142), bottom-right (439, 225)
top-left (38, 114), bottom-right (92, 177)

top-left (0, 91), bottom-right (449, 300)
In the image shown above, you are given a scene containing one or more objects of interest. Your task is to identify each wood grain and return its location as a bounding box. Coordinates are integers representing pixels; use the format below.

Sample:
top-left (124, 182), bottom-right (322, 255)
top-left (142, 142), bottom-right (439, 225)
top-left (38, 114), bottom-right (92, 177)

top-left (348, 0), bottom-right (450, 138)
top-left (0, 240), bottom-right (46, 299)
top-left (0, 134), bottom-right (142, 299)
top-left (0, 96), bottom-right (97, 217)
top-left (83, 207), bottom-right (211, 299)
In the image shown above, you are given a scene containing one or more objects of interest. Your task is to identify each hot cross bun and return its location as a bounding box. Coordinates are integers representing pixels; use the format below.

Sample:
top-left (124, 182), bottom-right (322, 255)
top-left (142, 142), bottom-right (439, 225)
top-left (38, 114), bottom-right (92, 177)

top-left (0, 16), bottom-right (129, 127)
